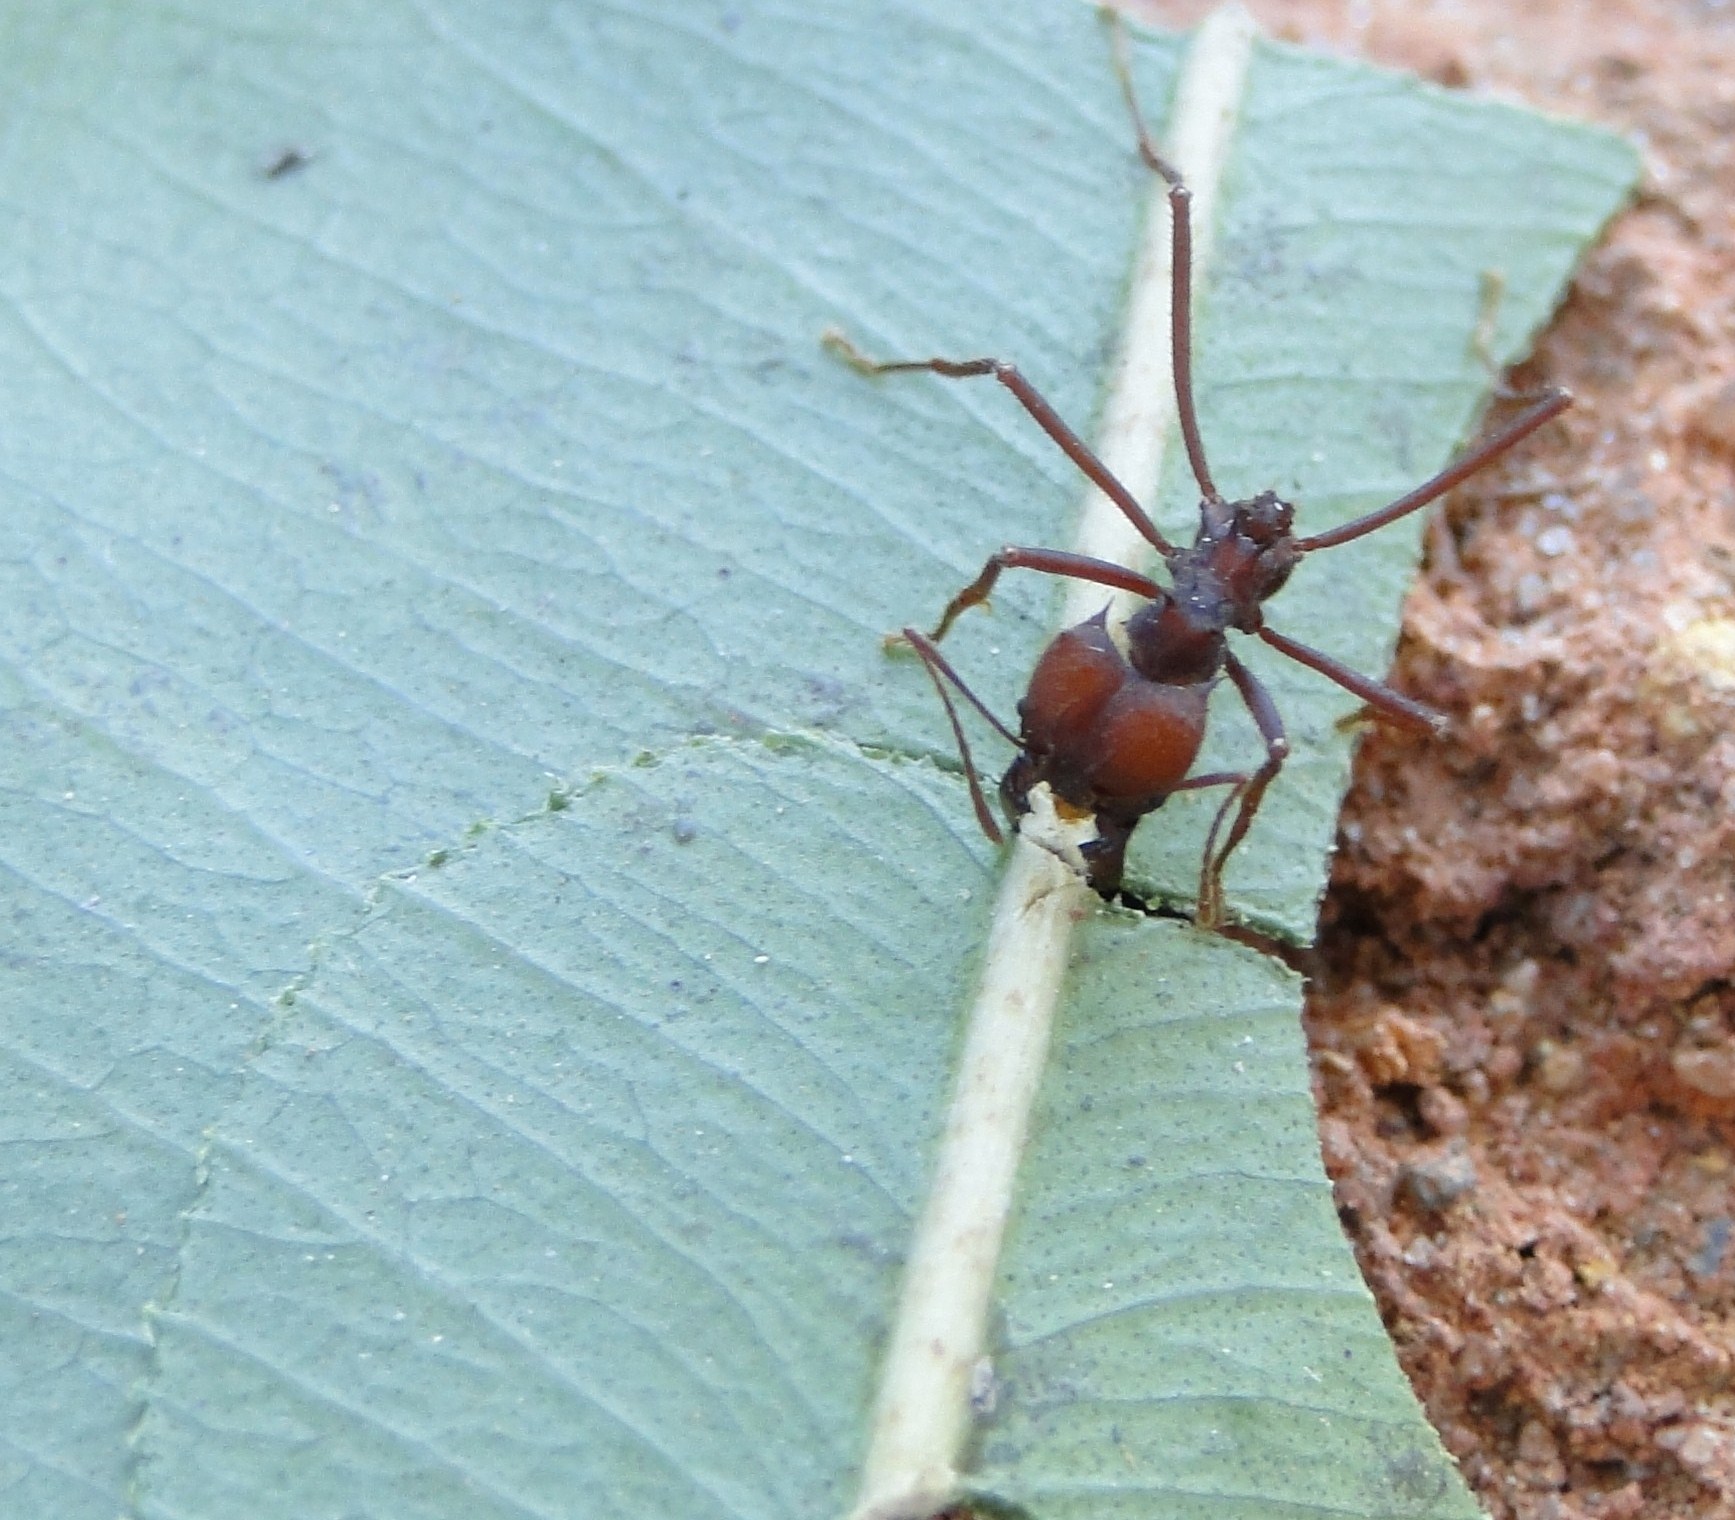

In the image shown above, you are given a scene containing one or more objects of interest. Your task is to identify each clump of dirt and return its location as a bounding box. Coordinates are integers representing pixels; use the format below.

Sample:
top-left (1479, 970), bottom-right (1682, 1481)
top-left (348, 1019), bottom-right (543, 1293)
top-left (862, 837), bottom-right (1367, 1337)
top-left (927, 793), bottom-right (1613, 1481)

top-left (1138, 3), bottom-right (1735, 1516)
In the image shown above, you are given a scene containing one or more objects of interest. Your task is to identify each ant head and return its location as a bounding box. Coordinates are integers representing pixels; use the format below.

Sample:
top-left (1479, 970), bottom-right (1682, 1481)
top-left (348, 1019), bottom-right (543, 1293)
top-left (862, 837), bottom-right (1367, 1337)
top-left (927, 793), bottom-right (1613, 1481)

top-left (1198, 489), bottom-right (1294, 545)
top-left (1194, 489), bottom-right (1301, 627)
top-left (1231, 489), bottom-right (1295, 545)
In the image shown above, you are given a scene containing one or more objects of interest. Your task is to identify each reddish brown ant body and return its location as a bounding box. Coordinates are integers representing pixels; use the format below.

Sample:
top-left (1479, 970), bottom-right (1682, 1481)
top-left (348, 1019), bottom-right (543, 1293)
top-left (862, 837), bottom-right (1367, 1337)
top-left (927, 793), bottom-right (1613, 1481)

top-left (829, 76), bottom-right (1569, 928)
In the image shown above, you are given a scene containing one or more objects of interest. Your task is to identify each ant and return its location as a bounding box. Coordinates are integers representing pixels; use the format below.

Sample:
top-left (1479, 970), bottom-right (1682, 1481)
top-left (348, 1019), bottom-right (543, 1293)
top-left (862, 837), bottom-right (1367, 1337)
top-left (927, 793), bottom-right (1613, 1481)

top-left (827, 48), bottom-right (1570, 929)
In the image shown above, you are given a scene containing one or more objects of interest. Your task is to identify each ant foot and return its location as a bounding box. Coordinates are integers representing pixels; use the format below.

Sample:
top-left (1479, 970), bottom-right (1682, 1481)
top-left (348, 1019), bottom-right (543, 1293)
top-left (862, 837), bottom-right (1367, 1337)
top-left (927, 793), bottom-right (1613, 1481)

top-left (821, 326), bottom-right (883, 375)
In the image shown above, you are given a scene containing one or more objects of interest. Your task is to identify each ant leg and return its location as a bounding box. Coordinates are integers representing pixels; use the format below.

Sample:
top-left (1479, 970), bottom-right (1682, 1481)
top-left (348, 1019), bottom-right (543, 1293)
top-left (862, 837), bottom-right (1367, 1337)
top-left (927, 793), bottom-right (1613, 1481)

top-left (930, 545), bottom-right (1162, 641)
top-left (1195, 779), bottom-right (1249, 927)
top-left (900, 628), bottom-right (1015, 845)
top-left (1079, 811), bottom-right (1136, 896)
top-left (1071, 772), bottom-right (1248, 899)
top-left (1257, 625), bottom-right (1446, 736)
top-left (1296, 388), bottom-right (1571, 552)
top-left (1197, 651), bottom-right (1289, 928)
top-left (899, 628), bottom-right (1021, 747)
top-left (1172, 769), bottom-right (1246, 793)
top-left (1067, 774), bottom-right (1246, 896)
top-left (823, 328), bottom-right (1175, 557)
top-left (1102, 9), bottom-right (1220, 503)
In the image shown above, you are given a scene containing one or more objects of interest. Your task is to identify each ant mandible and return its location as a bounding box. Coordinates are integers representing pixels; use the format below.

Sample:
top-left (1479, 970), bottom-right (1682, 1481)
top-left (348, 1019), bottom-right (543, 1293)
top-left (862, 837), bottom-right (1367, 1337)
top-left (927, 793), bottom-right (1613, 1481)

top-left (827, 52), bottom-right (1570, 930)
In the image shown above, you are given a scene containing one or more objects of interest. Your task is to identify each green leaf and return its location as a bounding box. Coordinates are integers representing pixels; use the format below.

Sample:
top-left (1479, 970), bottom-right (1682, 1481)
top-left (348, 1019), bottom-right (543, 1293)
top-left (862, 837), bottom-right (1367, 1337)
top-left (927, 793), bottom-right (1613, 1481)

top-left (0, 3), bottom-right (1633, 1518)
top-left (147, 737), bottom-right (996, 1519)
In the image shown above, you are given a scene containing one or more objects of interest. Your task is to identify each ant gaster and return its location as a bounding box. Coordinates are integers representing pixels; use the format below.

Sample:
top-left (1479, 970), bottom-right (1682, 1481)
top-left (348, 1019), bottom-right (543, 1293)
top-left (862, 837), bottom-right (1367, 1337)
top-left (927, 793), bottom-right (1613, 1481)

top-left (827, 56), bottom-right (1570, 929)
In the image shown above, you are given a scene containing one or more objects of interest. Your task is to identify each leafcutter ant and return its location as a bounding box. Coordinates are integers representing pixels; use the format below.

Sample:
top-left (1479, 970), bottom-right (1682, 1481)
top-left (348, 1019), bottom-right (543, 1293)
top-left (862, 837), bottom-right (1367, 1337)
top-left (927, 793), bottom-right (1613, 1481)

top-left (827, 54), bottom-right (1570, 929)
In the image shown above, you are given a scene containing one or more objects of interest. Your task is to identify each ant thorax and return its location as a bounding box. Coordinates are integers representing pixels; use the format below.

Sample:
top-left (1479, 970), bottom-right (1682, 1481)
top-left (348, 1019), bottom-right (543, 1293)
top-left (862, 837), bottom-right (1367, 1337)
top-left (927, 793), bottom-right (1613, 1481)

top-left (1123, 585), bottom-right (1224, 685)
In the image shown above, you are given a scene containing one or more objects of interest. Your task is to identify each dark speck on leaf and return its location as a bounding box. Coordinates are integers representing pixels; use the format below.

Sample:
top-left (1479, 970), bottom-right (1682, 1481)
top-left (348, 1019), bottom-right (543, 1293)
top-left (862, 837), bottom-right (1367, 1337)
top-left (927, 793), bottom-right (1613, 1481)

top-left (259, 145), bottom-right (313, 180)
top-left (803, 673), bottom-right (851, 724)
top-left (672, 817), bottom-right (698, 844)
top-left (1384, 1445), bottom-right (1450, 1503)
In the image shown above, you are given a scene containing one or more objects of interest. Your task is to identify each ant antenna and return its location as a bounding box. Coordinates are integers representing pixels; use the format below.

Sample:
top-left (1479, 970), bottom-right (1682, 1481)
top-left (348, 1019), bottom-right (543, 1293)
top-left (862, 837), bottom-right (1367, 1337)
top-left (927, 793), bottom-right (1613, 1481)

top-left (1104, 8), bottom-right (1221, 504)
top-left (1296, 388), bottom-right (1571, 552)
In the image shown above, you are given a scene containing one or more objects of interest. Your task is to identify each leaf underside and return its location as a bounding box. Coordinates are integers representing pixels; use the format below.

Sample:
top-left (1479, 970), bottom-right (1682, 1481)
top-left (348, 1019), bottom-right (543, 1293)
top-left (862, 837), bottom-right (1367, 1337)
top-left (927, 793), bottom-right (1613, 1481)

top-left (0, 3), bottom-right (1634, 1517)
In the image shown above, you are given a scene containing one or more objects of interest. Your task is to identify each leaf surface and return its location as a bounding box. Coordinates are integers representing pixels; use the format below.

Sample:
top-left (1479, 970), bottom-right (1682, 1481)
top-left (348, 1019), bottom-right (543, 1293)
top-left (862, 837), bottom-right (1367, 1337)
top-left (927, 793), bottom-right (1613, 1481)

top-left (0, 3), bottom-right (1634, 1517)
